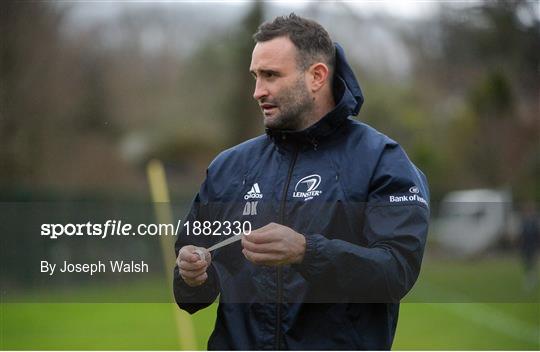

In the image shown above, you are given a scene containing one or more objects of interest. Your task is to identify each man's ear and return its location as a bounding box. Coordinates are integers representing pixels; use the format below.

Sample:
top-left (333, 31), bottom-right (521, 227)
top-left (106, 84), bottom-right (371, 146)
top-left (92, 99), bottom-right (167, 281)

top-left (308, 63), bottom-right (330, 92)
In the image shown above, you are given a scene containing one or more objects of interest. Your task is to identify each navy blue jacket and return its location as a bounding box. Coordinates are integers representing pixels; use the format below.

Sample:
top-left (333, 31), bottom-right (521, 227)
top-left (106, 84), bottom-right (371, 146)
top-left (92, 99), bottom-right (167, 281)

top-left (173, 44), bottom-right (429, 350)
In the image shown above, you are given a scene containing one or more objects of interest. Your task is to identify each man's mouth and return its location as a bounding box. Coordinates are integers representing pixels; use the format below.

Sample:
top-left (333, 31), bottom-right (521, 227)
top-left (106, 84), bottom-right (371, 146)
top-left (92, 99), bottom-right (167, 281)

top-left (260, 103), bottom-right (277, 114)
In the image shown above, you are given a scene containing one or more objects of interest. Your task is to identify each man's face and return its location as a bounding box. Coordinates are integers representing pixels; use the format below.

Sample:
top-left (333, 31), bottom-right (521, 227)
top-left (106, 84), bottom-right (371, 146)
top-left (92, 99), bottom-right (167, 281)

top-left (250, 36), bottom-right (314, 130)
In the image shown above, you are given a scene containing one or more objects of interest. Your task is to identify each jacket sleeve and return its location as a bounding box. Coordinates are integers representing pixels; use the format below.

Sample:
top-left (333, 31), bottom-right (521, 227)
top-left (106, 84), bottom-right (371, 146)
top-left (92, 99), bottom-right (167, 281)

top-left (292, 143), bottom-right (429, 302)
top-left (173, 178), bottom-right (220, 314)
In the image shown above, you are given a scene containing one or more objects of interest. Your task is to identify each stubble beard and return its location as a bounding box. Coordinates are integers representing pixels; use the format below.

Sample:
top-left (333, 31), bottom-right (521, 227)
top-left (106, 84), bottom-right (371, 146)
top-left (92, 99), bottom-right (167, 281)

top-left (263, 75), bottom-right (314, 131)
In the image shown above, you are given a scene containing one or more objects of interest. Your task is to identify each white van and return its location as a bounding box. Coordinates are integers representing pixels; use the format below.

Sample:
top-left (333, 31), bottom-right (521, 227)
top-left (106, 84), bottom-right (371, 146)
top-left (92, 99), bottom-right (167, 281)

top-left (435, 189), bottom-right (518, 256)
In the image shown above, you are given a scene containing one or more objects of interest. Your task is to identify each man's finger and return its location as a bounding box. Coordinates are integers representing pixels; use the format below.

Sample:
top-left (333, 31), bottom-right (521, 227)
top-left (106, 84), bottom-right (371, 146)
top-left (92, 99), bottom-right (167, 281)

top-left (250, 222), bottom-right (276, 233)
top-left (180, 267), bottom-right (207, 279)
top-left (179, 247), bottom-right (203, 263)
top-left (241, 238), bottom-right (283, 254)
top-left (193, 272), bottom-right (208, 283)
top-left (243, 228), bottom-right (279, 244)
top-left (242, 248), bottom-right (281, 265)
top-left (185, 272), bottom-right (208, 287)
top-left (184, 271), bottom-right (208, 287)
top-left (178, 259), bottom-right (207, 271)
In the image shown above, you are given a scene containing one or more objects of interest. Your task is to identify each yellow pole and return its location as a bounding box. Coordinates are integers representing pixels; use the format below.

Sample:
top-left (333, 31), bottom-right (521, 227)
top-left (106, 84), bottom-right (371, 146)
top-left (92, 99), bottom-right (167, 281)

top-left (146, 159), bottom-right (197, 350)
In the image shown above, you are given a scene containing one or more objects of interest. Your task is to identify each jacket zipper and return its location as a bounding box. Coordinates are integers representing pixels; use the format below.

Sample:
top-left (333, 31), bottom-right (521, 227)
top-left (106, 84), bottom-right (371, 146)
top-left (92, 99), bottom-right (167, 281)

top-left (275, 145), bottom-right (299, 350)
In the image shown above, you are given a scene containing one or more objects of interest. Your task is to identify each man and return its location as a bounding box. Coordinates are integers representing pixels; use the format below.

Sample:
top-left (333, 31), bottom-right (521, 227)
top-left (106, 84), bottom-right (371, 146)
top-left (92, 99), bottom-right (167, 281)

top-left (174, 13), bottom-right (429, 350)
top-left (520, 202), bottom-right (539, 291)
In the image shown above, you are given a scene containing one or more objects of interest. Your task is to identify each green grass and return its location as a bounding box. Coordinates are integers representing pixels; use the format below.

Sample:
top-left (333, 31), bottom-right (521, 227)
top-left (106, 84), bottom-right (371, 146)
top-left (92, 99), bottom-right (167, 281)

top-left (0, 303), bottom-right (217, 350)
top-left (406, 255), bottom-right (540, 303)
top-left (394, 303), bottom-right (539, 350)
top-left (1, 303), bottom-right (182, 350)
top-left (2, 302), bottom-right (538, 350)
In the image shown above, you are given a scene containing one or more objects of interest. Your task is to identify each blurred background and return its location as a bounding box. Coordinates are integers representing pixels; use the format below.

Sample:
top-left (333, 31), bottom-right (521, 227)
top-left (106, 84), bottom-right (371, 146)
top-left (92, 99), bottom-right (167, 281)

top-left (1, 0), bottom-right (539, 350)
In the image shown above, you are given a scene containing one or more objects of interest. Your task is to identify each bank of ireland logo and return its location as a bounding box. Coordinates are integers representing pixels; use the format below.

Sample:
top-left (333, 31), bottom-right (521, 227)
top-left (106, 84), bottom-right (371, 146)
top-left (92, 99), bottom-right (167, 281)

top-left (243, 183), bottom-right (262, 215)
top-left (388, 185), bottom-right (427, 206)
top-left (409, 186), bottom-right (419, 194)
top-left (293, 174), bottom-right (322, 201)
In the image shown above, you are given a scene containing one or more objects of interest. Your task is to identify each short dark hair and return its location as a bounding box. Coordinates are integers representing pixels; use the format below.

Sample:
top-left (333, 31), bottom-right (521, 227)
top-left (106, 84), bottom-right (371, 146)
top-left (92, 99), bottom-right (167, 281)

top-left (253, 13), bottom-right (335, 74)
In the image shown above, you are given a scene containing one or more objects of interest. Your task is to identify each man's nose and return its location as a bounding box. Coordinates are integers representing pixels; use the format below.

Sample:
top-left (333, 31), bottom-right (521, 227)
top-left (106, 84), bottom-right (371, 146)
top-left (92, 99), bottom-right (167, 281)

top-left (253, 80), bottom-right (268, 101)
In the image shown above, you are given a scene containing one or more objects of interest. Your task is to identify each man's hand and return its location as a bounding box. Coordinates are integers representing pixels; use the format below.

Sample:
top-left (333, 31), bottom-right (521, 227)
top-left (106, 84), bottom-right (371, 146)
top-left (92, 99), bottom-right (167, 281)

top-left (241, 222), bottom-right (306, 266)
top-left (177, 245), bottom-right (211, 287)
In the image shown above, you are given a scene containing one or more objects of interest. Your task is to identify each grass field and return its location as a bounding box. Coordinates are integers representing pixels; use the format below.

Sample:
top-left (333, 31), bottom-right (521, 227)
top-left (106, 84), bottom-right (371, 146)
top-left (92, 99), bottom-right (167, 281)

top-left (2, 302), bottom-right (538, 350)
top-left (1, 256), bottom-right (539, 350)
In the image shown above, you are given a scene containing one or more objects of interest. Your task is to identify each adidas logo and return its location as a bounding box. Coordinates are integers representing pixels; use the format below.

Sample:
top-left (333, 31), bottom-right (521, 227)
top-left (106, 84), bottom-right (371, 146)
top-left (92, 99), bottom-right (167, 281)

top-left (244, 183), bottom-right (263, 200)
top-left (243, 183), bottom-right (261, 216)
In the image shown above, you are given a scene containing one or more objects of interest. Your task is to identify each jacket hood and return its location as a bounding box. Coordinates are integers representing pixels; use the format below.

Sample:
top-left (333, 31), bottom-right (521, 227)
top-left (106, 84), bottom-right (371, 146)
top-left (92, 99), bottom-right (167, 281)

top-left (266, 42), bottom-right (363, 144)
top-left (334, 42), bottom-right (363, 116)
